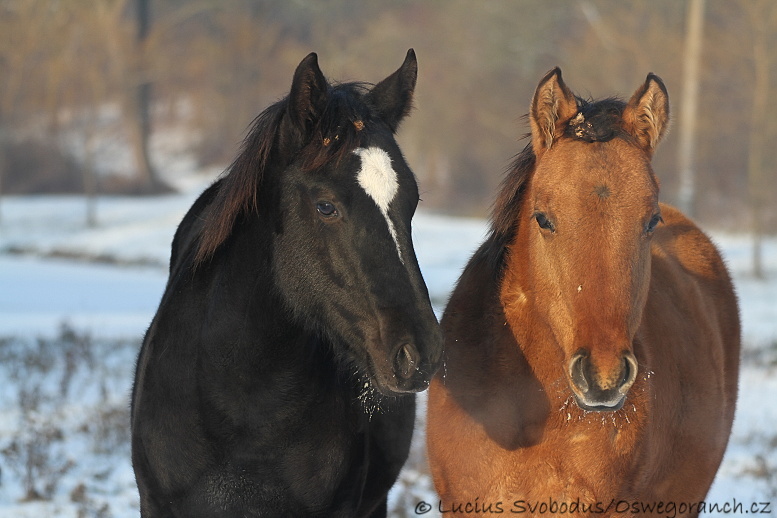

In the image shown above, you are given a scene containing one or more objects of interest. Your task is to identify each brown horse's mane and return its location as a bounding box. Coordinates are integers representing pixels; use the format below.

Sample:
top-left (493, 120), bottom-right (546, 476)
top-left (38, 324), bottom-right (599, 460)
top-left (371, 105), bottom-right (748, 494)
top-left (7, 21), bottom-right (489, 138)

top-left (195, 82), bottom-right (373, 264)
top-left (482, 96), bottom-right (630, 278)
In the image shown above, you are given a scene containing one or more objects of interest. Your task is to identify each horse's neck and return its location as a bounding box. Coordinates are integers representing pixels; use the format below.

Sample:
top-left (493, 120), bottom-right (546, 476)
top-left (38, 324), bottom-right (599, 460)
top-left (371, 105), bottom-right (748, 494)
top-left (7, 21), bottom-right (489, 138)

top-left (499, 258), bottom-right (566, 389)
top-left (190, 215), bottom-right (304, 351)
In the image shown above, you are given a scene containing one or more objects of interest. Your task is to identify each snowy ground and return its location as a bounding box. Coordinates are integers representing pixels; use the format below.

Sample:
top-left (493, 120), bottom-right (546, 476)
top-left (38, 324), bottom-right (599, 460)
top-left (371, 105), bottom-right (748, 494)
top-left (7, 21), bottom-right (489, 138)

top-left (0, 194), bottom-right (775, 517)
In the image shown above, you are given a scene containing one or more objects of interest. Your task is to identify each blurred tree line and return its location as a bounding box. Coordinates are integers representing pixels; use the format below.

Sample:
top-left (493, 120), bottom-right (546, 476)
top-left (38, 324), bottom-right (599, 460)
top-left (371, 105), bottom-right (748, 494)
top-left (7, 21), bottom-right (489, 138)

top-left (0, 0), bottom-right (775, 242)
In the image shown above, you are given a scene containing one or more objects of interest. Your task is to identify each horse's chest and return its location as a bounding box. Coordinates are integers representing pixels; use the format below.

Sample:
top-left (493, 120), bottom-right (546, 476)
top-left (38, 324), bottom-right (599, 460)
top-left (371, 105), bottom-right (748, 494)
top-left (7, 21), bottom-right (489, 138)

top-left (502, 419), bottom-right (641, 497)
top-left (208, 373), bottom-right (395, 510)
top-left (438, 407), bottom-right (642, 501)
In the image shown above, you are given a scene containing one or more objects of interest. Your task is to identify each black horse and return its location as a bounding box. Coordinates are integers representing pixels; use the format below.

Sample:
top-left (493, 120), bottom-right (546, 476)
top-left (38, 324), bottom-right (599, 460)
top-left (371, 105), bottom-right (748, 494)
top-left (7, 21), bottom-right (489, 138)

top-left (131, 50), bottom-right (443, 517)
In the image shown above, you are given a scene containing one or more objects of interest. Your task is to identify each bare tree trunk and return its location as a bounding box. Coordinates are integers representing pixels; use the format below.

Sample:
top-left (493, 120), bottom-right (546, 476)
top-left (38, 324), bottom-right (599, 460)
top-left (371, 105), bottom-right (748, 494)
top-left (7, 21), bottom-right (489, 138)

top-left (0, 134), bottom-right (4, 226)
top-left (676, 0), bottom-right (705, 218)
top-left (747, 7), bottom-right (769, 280)
top-left (134, 0), bottom-right (154, 187)
top-left (127, 84), bottom-right (159, 190)
top-left (83, 116), bottom-right (98, 228)
top-left (129, 0), bottom-right (169, 193)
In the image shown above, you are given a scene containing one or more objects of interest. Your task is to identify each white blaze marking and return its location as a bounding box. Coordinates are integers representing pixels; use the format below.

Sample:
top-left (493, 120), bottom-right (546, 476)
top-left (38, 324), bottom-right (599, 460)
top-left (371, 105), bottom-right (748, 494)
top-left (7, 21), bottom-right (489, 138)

top-left (354, 147), bottom-right (403, 263)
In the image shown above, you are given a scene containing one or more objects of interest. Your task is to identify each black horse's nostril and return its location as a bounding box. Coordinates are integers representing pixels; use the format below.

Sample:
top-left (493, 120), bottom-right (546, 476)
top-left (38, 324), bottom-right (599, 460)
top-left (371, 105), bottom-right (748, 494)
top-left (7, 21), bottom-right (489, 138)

top-left (393, 343), bottom-right (420, 380)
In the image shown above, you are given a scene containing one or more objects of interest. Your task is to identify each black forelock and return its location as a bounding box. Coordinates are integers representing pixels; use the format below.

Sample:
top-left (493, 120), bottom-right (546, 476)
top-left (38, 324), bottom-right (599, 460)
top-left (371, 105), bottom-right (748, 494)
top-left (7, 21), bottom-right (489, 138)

top-left (300, 82), bottom-right (373, 171)
top-left (564, 96), bottom-right (629, 144)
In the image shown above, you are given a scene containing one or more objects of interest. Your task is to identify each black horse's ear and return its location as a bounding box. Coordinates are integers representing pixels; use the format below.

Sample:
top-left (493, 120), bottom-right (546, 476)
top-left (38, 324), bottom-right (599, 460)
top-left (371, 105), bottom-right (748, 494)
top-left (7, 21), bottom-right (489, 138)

top-left (529, 67), bottom-right (578, 158)
top-left (622, 73), bottom-right (670, 155)
top-left (287, 52), bottom-right (329, 138)
top-left (367, 49), bottom-right (418, 133)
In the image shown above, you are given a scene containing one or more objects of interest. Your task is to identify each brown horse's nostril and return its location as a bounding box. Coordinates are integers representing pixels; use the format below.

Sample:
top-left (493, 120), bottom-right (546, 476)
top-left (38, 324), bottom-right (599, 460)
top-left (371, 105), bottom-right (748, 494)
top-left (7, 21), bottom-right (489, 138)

top-left (569, 350), bottom-right (637, 411)
top-left (394, 343), bottom-right (420, 380)
top-left (619, 352), bottom-right (639, 393)
top-left (569, 352), bottom-right (589, 393)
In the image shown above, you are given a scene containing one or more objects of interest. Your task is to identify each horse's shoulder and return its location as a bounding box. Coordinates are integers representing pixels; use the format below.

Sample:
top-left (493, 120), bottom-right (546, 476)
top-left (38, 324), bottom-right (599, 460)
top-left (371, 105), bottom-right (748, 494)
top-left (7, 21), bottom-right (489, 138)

top-left (652, 203), bottom-right (730, 283)
top-left (649, 203), bottom-right (739, 344)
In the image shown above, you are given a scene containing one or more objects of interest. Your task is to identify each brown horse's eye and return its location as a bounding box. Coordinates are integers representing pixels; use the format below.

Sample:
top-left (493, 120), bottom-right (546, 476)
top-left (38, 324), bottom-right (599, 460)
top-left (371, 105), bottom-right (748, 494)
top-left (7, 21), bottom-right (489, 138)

top-left (534, 212), bottom-right (555, 233)
top-left (646, 213), bottom-right (663, 234)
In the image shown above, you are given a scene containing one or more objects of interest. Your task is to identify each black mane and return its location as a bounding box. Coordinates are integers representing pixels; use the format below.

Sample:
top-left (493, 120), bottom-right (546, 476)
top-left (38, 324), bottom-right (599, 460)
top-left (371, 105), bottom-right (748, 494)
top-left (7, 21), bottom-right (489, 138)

top-left (195, 82), bottom-right (374, 263)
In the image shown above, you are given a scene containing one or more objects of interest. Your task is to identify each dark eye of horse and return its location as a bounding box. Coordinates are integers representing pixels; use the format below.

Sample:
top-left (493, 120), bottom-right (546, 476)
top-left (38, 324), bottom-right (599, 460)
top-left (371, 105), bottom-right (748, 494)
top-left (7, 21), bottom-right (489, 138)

top-left (534, 212), bottom-right (555, 233)
top-left (316, 201), bottom-right (338, 218)
top-left (646, 213), bottom-right (663, 234)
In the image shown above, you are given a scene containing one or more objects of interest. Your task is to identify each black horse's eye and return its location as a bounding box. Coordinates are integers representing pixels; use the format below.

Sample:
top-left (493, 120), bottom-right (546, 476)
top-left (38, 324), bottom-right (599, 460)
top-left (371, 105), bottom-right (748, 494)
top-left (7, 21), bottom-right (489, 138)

top-left (646, 213), bottom-right (663, 234)
top-left (534, 212), bottom-right (555, 233)
top-left (316, 201), bottom-right (338, 217)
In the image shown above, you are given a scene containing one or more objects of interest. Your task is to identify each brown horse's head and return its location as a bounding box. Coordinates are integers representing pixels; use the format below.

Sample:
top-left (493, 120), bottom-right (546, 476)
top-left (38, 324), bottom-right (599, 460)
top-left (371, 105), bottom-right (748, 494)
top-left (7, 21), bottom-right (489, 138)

top-left (508, 68), bottom-right (669, 411)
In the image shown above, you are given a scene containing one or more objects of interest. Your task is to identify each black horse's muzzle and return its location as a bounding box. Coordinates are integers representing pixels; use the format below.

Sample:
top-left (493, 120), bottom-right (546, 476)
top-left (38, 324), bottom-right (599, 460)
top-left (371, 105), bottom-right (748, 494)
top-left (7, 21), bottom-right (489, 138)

top-left (388, 337), bottom-right (443, 393)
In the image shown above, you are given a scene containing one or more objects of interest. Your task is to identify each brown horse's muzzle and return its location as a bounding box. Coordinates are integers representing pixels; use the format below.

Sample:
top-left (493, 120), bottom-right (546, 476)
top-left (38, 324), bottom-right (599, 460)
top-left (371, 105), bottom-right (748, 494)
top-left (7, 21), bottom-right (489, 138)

top-left (568, 350), bottom-right (638, 411)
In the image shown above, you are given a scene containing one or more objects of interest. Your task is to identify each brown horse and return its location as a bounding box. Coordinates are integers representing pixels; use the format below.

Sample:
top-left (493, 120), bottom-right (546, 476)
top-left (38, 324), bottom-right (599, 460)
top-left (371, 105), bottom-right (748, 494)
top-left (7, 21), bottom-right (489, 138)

top-left (427, 69), bottom-right (740, 516)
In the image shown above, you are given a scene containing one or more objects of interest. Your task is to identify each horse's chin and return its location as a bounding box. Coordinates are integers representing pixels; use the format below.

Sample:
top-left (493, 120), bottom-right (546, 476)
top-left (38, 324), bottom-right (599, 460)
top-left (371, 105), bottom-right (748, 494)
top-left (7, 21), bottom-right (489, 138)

top-left (357, 339), bottom-right (437, 397)
top-left (352, 369), bottom-right (417, 417)
top-left (573, 393), bottom-right (626, 412)
top-left (367, 367), bottom-right (430, 397)
top-left (354, 355), bottom-right (429, 401)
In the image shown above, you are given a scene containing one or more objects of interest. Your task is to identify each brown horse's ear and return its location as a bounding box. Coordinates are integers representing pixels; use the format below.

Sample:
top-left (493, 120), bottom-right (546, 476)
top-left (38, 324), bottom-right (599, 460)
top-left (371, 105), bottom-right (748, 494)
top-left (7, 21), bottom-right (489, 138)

top-left (287, 53), bottom-right (329, 138)
top-left (530, 67), bottom-right (578, 157)
top-left (366, 49), bottom-right (418, 133)
top-left (622, 73), bottom-right (670, 154)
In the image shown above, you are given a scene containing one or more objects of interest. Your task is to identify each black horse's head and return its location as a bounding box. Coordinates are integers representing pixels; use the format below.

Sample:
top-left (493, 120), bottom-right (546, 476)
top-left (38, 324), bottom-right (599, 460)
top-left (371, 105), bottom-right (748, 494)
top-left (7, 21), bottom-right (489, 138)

top-left (196, 50), bottom-right (442, 397)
